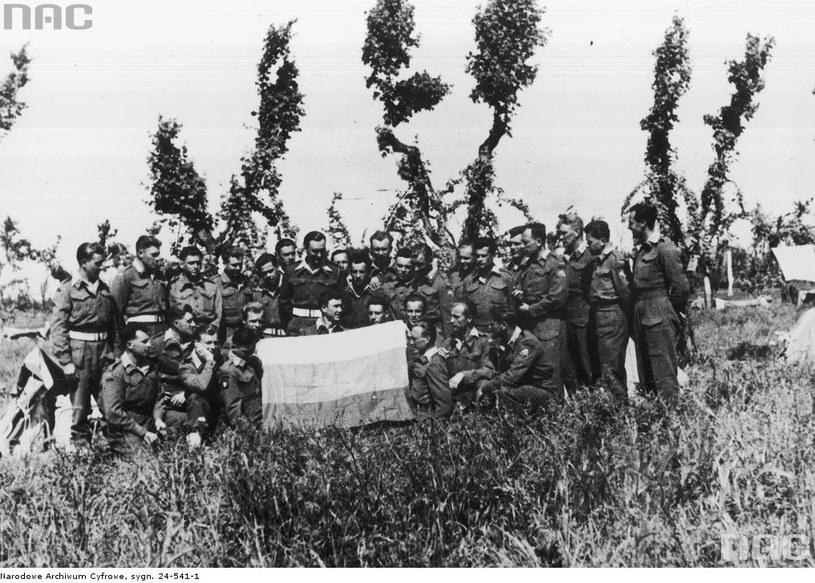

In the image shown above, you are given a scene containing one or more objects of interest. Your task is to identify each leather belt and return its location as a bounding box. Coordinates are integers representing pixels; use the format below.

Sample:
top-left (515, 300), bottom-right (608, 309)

top-left (292, 307), bottom-right (321, 318)
top-left (69, 331), bottom-right (108, 341)
top-left (126, 314), bottom-right (165, 323)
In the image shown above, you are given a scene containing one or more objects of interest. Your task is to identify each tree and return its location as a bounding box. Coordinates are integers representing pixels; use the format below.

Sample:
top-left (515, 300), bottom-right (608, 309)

top-left (624, 15), bottom-right (694, 245)
top-left (363, 0), bottom-right (546, 246)
top-left (326, 192), bottom-right (352, 249)
top-left (0, 45), bottom-right (30, 141)
top-left (692, 34), bottom-right (775, 262)
top-left (96, 219), bottom-right (132, 269)
top-left (146, 21), bottom-right (304, 257)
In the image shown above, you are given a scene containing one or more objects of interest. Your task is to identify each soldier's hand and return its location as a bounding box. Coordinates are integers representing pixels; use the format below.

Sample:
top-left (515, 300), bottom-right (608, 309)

top-left (369, 276), bottom-right (383, 291)
top-left (63, 363), bottom-right (77, 377)
top-left (143, 431), bottom-right (158, 445)
top-left (170, 393), bottom-right (186, 407)
top-left (511, 289), bottom-right (523, 299)
top-left (449, 372), bottom-right (465, 390)
top-left (519, 303), bottom-right (531, 312)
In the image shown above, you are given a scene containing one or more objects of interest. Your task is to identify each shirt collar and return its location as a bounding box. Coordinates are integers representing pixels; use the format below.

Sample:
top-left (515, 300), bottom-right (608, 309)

top-left (316, 315), bottom-right (342, 333)
top-left (539, 248), bottom-right (551, 262)
top-left (600, 245), bottom-right (614, 259)
top-left (297, 259), bottom-right (333, 275)
top-left (455, 327), bottom-right (481, 350)
top-left (646, 231), bottom-right (661, 246)
top-left (191, 349), bottom-right (204, 370)
top-left (164, 328), bottom-right (191, 352)
top-left (568, 240), bottom-right (588, 259)
top-left (229, 351), bottom-right (246, 368)
top-left (121, 352), bottom-right (150, 376)
top-left (133, 258), bottom-right (146, 275)
top-left (423, 346), bottom-right (440, 360)
top-left (507, 326), bottom-right (522, 347)
top-left (73, 274), bottom-right (100, 295)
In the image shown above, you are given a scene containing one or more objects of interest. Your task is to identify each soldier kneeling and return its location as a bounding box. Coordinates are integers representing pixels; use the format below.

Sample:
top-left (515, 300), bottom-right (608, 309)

top-left (218, 328), bottom-right (263, 429)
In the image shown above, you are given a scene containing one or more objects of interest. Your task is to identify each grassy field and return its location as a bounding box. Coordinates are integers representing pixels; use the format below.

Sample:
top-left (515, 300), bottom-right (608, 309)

top-left (0, 302), bottom-right (813, 567)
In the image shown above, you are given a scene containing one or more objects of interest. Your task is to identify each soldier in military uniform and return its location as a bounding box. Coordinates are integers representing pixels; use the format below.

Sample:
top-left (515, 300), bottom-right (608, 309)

top-left (367, 297), bottom-right (391, 326)
top-left (381, 248), bottom-right (415, 323)
top-left (99, 324), bottom-right (166, 456)
top-left (369, 230), bottom-right (397, 287)
top-left (279, 231), bottom-right (343, 335)
top-left (512, 222), bottom-right (568, 395)
top-left (151, 303), bottom-right (197, 433)
top-left (275, 238), bottom-right (298, 272)
top-left (412, 243), bottom-right (454, 338)
top-left (462, 237), bottom-right (513, 332)
top-left (448, 240), bottom-right (475, 300)
top-left (331, 248), bottom-right (350, 276)
top-left (585, 219), bottom-right (631, 400)
top-left (217, 247), bottom-right (254, 344)
top-left (504, 225), bottom-right (527, 274)
top-left (627, 202), bottom-right (690, 402)
top-left (408, 321), bottom-right (453, 419)
top-left (300, 290), bottom-right (346, 335)
top-left (178, 325), bottom-right (220, 447)
top-left (110, 235), bottom-right (167, 338)
top-left (342, 250), bottom-right (384, 329)
top-left (252, 253), bottom-right (287, 338)
top-left (479, 305), bottom-right (562, 414)
top-left (218, 327), bottom-right (263, 429)
top-left (444, 301), bottom-right (496, 400)
top-left (557, 212), bottom-right (595, 394)
top-left (51, 242), bottom-right (121, 448)
top-left (168, 246), bottom-right (222, 330)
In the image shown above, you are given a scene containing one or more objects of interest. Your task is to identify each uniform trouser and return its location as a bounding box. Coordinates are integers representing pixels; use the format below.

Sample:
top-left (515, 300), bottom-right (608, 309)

top-left (562, 314), bottom-right (592, 394)
top-left (496, 385), bottom-right (558, 415)
top-left (411, 383), bottom-right (453, 418)
top-left (530, 320), bottom-right (565, 396)
top-left (107, 413), bottom-right (152, 457)
top-left (69, 338), bottom-right (109, 444)
top-left (633, 296), bottom-right (680, 402)
top-left (591, 304), bottom-right (628, 400)
top-left (452, 378), bottom-right (490, 404)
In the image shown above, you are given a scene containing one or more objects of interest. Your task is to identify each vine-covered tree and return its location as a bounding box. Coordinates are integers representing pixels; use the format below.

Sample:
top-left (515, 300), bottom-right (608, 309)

top-left (692, 34), bottom-right (775, 262)
top-left (326, 192), bottom-right (352, 248)
top-left (625, 15), bottom-right (694, 245)
top-left (0, 45), bottom-right (30, 141)
top-left (146, 21), bottom-right (304, 257)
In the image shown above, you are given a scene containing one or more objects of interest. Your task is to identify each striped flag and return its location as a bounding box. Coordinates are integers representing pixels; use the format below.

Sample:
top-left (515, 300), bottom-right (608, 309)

top-left (257, 320), bottom-right (415, 428)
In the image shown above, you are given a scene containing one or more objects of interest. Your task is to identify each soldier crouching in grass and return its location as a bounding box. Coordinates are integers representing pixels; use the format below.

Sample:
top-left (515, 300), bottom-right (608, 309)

top-left (99, 324), bottom-right (166, 457)
top-left (218, 328), bottom-right (263, 430)
top-left (408, 320), bottom-right (453, 419)
top-left (478, 305), bottom-right (563, 415)
top-left (152, 304), bottom-right (196, 437)
top-left (444, 301), bottom-right (496, 403)
top-left (179, 325), bottom-right (221, 448)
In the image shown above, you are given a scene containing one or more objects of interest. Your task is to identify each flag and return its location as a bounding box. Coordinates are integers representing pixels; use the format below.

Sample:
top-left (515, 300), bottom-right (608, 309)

top-left (257, 320), bottom-right (415, 428)
top-left (772, 245), bottom-right (815, 282)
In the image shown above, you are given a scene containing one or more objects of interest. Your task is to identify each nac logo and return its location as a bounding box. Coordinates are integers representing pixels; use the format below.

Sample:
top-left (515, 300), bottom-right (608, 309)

top-left (2, 3), bottom-right (93, 30)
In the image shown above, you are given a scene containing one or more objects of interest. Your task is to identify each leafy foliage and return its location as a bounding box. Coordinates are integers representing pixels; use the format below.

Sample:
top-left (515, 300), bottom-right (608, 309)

top-left (326, 192), bottom-right (352, 248)
top-left (96, 220), bottom-right (133, 270)
top-left (0, 45), bottom-right (30, 140)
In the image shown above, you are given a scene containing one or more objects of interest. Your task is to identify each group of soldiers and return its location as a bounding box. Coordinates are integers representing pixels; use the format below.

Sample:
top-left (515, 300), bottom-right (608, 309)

top-left (50, 201), bottom-right (689, 454)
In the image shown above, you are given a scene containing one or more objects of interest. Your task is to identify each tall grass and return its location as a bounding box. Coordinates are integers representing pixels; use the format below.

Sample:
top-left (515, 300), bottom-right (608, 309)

top-left (0, 303), bottom-right (813, 566)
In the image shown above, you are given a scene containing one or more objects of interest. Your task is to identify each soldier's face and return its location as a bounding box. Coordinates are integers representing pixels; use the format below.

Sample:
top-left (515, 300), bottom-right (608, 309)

top-left (127, 330), bottom-right (153, 361)
top-left (224, 256), bottom-right (243, 277)
top-left (244, 312), bottom-right (263, 331)
top-left (138, 246), bottom-right (161, 272)
top-left (558, 224), bottom-right (579, 252)
top-left (258, 261), bottom-right (279, 289)
top-left (522, 228), bottom-right (542, 255)
top-left (409, 326), bottom-right (430, 353)
top-left (82, 253), bottom-right (105, 282)
top-left (489, 321), bottom-right (509, 345)
top-left (587, 234), bottom-right (606, 256)
top-left (323, 299), bottom-right (343, 323)
top-left (475, 247), bottom-right (493, 271)
top-left (278, 245), bottom-right (297, 266)
top-left (350, 262), bottom-right (369, 286)
top-left (332, 253), bottom-right (349, 272)
top-left (306, 240), bottom-right (327, 265)
top-left (412, 253), bottom-right (430, 276)
top-left (395, 257), bottom-right (414, 282)
top-left (371, 239), bottom-right (392, 265)
top-left (509, 235), bottom-right (524, 260)
top-left (405, 301), bottom-right (424, 327)
top-left (197, 334), bottom-right (217, 354)
top-left (368, 304), bottom-right (386, 324)
top-left (458, 246), bottom-right (475, 271)
top-left (628, 212), bottom-right (646, 241)
top-left (182, 255), bottom-right (203, 278)
top-left (450, 304), bottom-right (471, 334)
top-left (175, 312), bottom-right (196, 338)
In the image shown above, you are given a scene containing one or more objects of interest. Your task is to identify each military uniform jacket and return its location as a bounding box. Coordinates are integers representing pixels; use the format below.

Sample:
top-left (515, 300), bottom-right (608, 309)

top-left (179, 350), bottom-right (218, 395)
top-left (218, 272), bottom-right (254, 328)
top-left (414, 266), bottom-right (455, 337)
top-left (448, 266), bottom-right (473, 300)
top-left (300, 316), bottom-right (345, 336)
top-left (484, 329), bottom-right (548, 392)
top-left (381, 278), bottom-right (414, 322)
top-left (371, 261), bottom-right (397, 285)
top-left (169, 273), bottom-right (223, 329)
top-left (409, 347), bottom-right (452, 417)
top-left (110, 260), bottom-right (168, 323)
top-left (252, 287), bottom-right (286, 335)
top-left (443, 327), bottom-right (496, 383)
top-left (279, 260), bottom-right (343, 324)
top-left (341, 281), bottom-right (384, 329)
top-left (462, 265), bottom-right (513, 330)
top-left (151, 329), bottom-right (194, 398)
top-left (99, 355), bottom-right (164, 438)
top-left (50, 276), bottom-right (120, 366)
top-left (564, 243), bottom-right (594, 326)
top-left (589, 248), bottom-right (632, 308)
top-left (514, 250), bottom-right (568, 331)
top-left (632, 235), bottom-right (690, 307)
top-left (218, 352), bottom-right (263, 427)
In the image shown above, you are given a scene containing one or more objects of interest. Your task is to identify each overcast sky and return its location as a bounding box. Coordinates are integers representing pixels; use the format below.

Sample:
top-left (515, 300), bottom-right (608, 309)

top-left (1, 0), bottom-right (814, 266)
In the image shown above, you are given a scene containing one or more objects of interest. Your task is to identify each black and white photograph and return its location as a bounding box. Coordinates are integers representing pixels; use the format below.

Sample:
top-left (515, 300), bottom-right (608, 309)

top-left (1, 0), bottom-right (814, 569)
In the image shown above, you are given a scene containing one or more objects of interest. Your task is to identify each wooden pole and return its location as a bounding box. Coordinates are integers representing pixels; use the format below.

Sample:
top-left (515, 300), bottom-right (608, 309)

top-left (726, 248), bottom-right (734, 297)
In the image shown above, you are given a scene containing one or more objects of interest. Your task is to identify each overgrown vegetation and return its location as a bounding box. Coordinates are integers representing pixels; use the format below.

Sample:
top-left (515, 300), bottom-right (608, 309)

top-left (0, 303), bottom-right (812, 566)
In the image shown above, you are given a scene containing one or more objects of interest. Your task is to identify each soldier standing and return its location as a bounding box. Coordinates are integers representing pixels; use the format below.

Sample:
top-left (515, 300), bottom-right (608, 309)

top-left (369, 230), bottom-right (397, 287)
top-left (411, 243), bottom-right (454, 338)
top-left (557, 212), bottom-right (595, 394)
top-left (381, 248), bottom-right (416, 323)
top-left (51, 242), bottom-right (120, 448)
top-left (585, 220), bottom-right (631, 401)
top-left (367, 297), bottom-right (391, 326)
top-left (627, 202), bottom-right (689, 402)
top-left (342, 250), bottom-right (383, 329)
top-left (168, 246), bottom-right (223, 330)
top-left (462, 236), bottom-right (513, 332)
top-left (217, 247), bottom-right (254, 344)
top-left (504, 225), bottom-right (527, 274)
top-left (252, 253), bottom-right (287, 338)
top-left (99, 324), bottom-right (166, 456)
top-left (110, 235), bottom-right (167, 338)
top-left (448, 240), bottom-right (475, 299)
top-left (513, 223), bottom-right (568, 395)
top-left (275, 238), bottom-right (298, 272)
top-left (279, 231), bottom-right (343, 335)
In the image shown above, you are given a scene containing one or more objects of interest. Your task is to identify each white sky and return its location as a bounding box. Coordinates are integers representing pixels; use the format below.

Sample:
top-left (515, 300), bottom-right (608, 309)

top-left (1, 0), bottom-right (814, 266)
